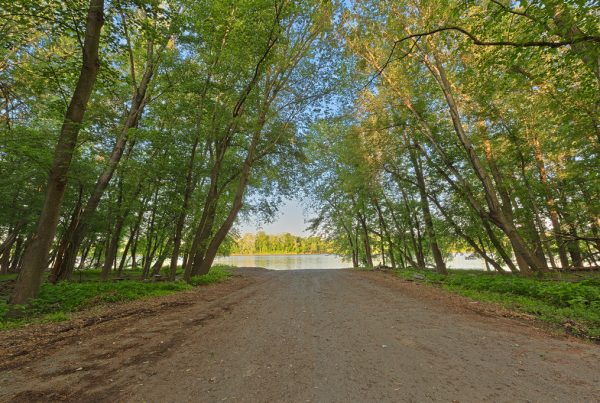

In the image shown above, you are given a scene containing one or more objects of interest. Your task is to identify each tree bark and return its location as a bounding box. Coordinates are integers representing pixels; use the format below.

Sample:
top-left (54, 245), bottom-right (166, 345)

top-left (373, 199), bottom-right (396, 269)
top-left (191, 126), bottom-right (263, 276)
top-left (530, 134), bottom-right (569, 269)
top-left (426, 51), bottom-right (545, 273)
top-left (103, 215), bottom-right (125, 279)
top-left (409, 141), bottom-right (447, 274)
top-left (170, 24), bottom-right (232, 280)
top-left (0, 244), bottom-right (10, 275)
top-left (170, 135), bottom-right (200, 280)
top-left (342, 223), bottom-right (359, 268)
top-left (357, 211), bottom-right (374, 268)
top-left (479, 124), bottom-right (547, 272)
top-left (140, 186), bottom-right (159, 280)
top-left (117, 226), bottom-right (135, 274)
top-left (383, 196), bottom-right (412, 269)
top-left (431, 190), bottom-right (505, 272)
top-left (49, 185), bottom-right (84, 282)
top-left (77, 239), bottom-right (92, 271)
top-left (9, 236), bottom-right (25, 273)
top-left (0, 221), bottom-right (24, 274)
top-left (400, 188), bottom-right (424, 269)
top-left (9, 0), bottom-right (104, 306)
top-left (52, 41), bottom-right (156, 281)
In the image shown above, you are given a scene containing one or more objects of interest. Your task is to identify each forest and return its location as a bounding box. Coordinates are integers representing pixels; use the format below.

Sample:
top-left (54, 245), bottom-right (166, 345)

top-left (0, 0), bottom-right (599, 318)
top-left (228, 232), bottom-right (334, 255)
top-left (302, 0), bottom-right (599, 275)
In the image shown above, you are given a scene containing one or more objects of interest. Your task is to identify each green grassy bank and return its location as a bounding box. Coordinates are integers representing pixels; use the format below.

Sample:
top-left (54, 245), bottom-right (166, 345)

top-left (0, 265), bottom-right (233, 330)
top-left (396, 269), bottom-right (600, 341)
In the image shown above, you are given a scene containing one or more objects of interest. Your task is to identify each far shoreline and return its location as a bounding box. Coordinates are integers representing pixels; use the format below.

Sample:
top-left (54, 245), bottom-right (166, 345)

top-left (220, 252), bottom-right (336, 257)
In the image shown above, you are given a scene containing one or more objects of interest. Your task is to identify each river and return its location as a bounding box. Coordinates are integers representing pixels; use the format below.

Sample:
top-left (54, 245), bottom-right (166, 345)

top-left (213, 253), bottom-right (489, 271)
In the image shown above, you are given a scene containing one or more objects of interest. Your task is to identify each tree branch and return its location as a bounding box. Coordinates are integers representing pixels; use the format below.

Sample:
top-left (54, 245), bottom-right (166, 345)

top-left (393, 25), bottom-right (599, 49)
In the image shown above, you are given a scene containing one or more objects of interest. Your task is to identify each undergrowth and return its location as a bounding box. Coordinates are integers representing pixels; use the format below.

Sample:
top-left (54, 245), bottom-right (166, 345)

top-left (189, 264), bottom-right (232, 286)
top-left (397, 269), bottom-right (600, 340)
top-left (0, 264), bottom-right (233, 330)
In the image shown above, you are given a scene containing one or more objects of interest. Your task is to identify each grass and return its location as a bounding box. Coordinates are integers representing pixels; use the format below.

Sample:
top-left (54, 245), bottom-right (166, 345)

top-left (189, 264), bottom-right (232, 286)
top-left (0, 264), bottom-right (233, 330)
top-left (396, 269), bottom-right (600, 340)
top-left (0, 273), bottom-right (17, 282)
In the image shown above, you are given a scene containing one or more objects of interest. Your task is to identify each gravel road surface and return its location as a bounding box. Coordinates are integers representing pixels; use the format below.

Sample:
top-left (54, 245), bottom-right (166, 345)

top-left (1, 268), bottom-right (599, 402)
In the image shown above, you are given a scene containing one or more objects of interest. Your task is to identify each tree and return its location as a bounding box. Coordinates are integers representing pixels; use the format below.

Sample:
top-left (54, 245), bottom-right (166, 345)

top-left (9, 0), bottom-right (105, 305)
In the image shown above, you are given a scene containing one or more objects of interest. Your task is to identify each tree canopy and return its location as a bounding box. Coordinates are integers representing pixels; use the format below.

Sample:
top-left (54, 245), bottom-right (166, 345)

top-left (302, 0), bottom-right (599, 273)
top-left (0, 0), bottom-right (598, 307)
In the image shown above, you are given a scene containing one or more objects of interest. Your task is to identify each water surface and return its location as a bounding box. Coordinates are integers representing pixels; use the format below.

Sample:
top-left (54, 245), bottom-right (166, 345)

top-left (214, 254), bottom-right (348, 270)
top-left (214, 253), bottom-right (489, 271)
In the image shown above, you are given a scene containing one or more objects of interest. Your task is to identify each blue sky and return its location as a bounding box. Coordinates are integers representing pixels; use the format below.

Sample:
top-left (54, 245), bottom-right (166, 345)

top-left (237, 198), bottom-right (311, 236)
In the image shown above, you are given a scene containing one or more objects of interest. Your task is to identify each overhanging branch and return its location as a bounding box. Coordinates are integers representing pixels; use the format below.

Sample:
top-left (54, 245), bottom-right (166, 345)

top-left (394, 26), bottom-right (600, 49)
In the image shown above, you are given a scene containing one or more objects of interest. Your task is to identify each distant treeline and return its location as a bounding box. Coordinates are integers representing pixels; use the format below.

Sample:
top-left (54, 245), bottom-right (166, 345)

top-left (230, 232), bottom-right (335, 255)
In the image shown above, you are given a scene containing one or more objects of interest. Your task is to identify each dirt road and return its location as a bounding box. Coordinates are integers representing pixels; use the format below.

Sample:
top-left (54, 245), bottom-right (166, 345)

top-left (1, 268), bottom-right (599, 402)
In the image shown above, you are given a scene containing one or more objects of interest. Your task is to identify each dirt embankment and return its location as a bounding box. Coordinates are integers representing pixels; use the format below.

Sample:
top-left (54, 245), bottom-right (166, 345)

top-left (1, 268), bottom-right (599, 402)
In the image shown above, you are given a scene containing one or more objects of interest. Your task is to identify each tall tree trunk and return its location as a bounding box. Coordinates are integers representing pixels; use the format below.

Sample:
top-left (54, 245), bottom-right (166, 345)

top-left (410, 141), bottom-right (520, 273)
top-left (49, 185), bottom-right (84, 282)
top-left (102, 217), bottom-right (125, 280)
top-left (118, 227), bottom-right (135, 274)
top-left (9, 236), bottom-right (25, 273)
top-left (191, 128), bottom-right (262, 277)
top-left (424, 184), bottom-right (506, 272)
top-left (383, 196), bottom-right (412, 269)
top-left (357, 211), bottom-right (374, 268)
top-left (426, 51), bottom-right (545, 273)
top-left (141, 187), bottom-right (159, 280)
top-left (182, 252), bottom-right (190, 273)
top-left (373, 199), bottom-right (396, 269)
top-left (143, 238), bottom-right (160, 279)
top-left (0, 221), bottom-right (24, 274)
top-left (187, 197), bottom-right (218, 278)
top-left (567, 226), bottom-right (584, 268)
top-left (130, 224), bottom-right (140, 271)
top-left (0, 221), bottom-right (24, 258)
top-left (185, 12), bottom-right (286, 278)
top-left (94, 237), bottom-right (107, 269)
top-left (530, 134), bottom-right (569, 269)
top-left (52, 45), bottom-right (156, 281)
top-left (368, 51), bottom-right (527, 272)
top-left (184, 148), bottom-right (222, 280)
top-left (128, 194), bottom-right (149, 273)
top-left (77, 239), bottom-right (92, 271)
top-left (479, 124), bottom-right (545, 273)
top-left (342, 223), bottom-right (359, 268)
top-left (400, 188), bottom-right (424, 269)
top-left (151, 238), bottom-right (172, 276)
top-left (0, 245), bottom-right (10, 275)
top-left (170, 25), bottom-right (231, 281)
top-left (170, 135), bottom-right (200, 280)
top-left (10, 0), bottom-right (104, 306)
top-left (558, 189), bottom-right (584, 268)
top-left (503, 120), bottom-right (557, 269)
top-left (353, 227), bottom-right (361, 268)
top-left (410, 142), bottom-right (447, 274)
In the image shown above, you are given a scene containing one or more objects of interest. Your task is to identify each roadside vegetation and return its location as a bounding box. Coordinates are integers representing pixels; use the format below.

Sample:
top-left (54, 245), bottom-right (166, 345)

top-left (0, 265), bottom-right (232, 330)
top-left (1, 0), bottom-right (336, 309)
top-left (0, 0), bottom-right (598, 341)
top-left (303, 1), bottom-right (599, 279)
top-left (396, 269), bottom-right (600, 341)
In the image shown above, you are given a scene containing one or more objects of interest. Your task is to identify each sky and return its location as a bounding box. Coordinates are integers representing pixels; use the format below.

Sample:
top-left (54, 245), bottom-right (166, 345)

top-left (236, 198), bottom-right (312, 236)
